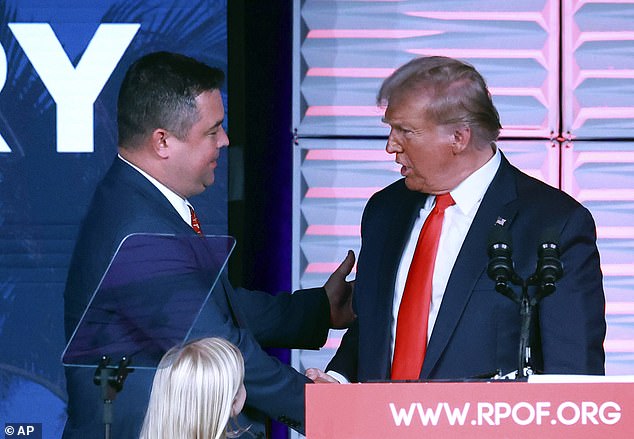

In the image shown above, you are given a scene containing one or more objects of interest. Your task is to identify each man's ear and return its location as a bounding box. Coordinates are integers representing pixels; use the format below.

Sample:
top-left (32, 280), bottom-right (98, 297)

top-left (450, 125), bottom-right (471, 154)
top-left (230, 384), bottom-right (246, 417)
top-left (151, 128), bottom-right (170, 158)
top-left (230, 396), bottom-right (241, 417)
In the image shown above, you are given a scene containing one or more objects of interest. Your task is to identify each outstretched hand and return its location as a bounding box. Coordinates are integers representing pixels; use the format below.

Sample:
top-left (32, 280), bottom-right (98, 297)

top-left (306, 368), bottom-right (340, 384)
top-left (323, 250), bottom-right (356, 329)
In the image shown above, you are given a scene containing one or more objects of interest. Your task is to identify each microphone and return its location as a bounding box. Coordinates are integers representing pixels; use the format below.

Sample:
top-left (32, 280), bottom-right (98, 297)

top-left (536, 230), bottom-right (563, 296)
top-left (487, 225), bottom-right (516, 294)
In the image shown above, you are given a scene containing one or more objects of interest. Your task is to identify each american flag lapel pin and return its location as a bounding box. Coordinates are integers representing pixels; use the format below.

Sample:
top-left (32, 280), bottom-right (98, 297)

top-left (495, 217), bottom-right (506, 226)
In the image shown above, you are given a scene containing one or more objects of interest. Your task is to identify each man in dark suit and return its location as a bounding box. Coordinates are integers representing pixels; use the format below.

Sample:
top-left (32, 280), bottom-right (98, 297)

top-left (62, 51), bottom-right (355, 438)
top-left (307, 56), bottom-right (605, 384)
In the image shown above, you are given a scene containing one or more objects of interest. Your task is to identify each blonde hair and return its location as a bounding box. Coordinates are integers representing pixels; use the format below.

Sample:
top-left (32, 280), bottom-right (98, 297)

top-left (140, 337), bottom-right (245, 439)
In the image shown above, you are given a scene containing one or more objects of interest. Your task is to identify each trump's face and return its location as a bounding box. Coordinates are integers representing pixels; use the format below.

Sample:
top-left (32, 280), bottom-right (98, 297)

top-left (383, 92), bottom-right (459, 195)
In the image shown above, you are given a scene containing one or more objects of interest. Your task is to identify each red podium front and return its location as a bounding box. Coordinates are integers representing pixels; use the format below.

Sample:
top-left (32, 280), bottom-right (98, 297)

top-left (306, 380), bottom-right (634, 438)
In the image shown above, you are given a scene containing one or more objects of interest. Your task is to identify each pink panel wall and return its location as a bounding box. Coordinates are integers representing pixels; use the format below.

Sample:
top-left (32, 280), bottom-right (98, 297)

top-left (293, 0), bottom-right (634, 378)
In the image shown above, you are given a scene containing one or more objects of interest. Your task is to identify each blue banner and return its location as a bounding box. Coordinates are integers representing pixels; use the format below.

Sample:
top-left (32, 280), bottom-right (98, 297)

top-left (0, 1), bottom-right (227, 437)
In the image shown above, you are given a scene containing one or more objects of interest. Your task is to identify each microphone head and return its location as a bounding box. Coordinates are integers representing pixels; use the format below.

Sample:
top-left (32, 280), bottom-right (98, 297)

top-left (537, 227), bottom-right (559, 249)
top-left (487, 224), bottom-right (512, 255)
top-left (536, 227), bottom-right (561, 263)
top-left (487, 225), bottom-right (515, 291)
top-left (536, 228), bottom-right (563, 295)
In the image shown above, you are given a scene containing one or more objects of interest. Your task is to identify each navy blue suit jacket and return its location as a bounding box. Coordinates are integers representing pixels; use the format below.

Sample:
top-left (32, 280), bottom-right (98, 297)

top-left (327, 153), bottom-right (606, 382)
top-left (63, 158), bottom-right (330, 438)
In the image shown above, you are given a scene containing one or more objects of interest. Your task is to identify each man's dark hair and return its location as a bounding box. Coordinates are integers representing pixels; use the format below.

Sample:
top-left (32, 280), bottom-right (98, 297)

top-left (117, 51), bottom-right (225, 149)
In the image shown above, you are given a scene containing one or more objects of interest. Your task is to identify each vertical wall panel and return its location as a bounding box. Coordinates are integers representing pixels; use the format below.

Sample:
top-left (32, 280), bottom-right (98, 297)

top-left (563, 0), bottom-right (634, 139)
top-left (562, 0), bottom-right (634, 375)
top-left (562, 140), bottom-right (634, 375)
top-left (294, 0), bottom-right (560, 138)
top-left (296, 138), bottom-right (396, 289)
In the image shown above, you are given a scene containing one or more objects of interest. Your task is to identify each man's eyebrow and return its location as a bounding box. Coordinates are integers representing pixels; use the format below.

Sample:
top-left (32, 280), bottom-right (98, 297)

top-left (381, 117), bottom-right (405, 128)
top-left (207, 119), bottom-right (224, 132)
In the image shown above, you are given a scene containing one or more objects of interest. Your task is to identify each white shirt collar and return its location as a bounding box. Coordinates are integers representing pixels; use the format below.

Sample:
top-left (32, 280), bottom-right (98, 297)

top-left (444, 146), bottom-right (501, 216)
top-left (117, 154), bottom-right (193, 225)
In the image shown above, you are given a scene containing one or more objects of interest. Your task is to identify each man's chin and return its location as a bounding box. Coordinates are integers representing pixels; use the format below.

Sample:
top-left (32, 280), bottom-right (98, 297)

top-left (403, 177), bottom-right (421, 193)
top-left (203, 174), bottom-right (215, 188)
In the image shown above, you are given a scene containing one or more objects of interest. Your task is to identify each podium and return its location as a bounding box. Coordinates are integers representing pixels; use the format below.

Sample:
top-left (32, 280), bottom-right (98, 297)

top-left (306, 377), bottom-right (634, 438)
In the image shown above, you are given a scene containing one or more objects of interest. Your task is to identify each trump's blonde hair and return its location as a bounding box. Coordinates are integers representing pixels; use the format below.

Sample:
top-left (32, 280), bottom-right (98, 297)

top-left (139, 337), bottom-right (245, 439)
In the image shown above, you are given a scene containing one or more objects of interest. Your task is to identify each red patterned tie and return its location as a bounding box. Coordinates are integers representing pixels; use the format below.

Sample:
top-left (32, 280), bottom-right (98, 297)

top-left (188, 205), bottom-right (203, 235)
top-left (391, 193), bottom-right (455, 380)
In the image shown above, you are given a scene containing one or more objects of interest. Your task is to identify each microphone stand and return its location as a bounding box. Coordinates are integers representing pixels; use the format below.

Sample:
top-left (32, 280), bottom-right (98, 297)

top-left (93, 355), bottom-right (134, 439)
top-left (518, 276), bottom-right (537, 378)
top-left (487, 228), bottom-right (563, 379)
top-left (494, 269), bottom-right (558, 379)
top-left (494, 277), bottom-right (534, 378)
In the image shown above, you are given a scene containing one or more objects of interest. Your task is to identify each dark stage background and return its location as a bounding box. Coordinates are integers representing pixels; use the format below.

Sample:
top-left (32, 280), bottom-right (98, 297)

top-left (227, 1), bottom-right (295, 437)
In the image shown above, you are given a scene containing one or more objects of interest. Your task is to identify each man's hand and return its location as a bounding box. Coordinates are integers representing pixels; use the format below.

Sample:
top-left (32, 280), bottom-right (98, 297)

top-left (306, 368), bottom-right (340, 384)
top-left (323, 250), bottom-right (356, 329)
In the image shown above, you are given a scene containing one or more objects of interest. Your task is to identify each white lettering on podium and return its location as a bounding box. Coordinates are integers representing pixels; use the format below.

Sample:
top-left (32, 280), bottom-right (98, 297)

top-left (477, 402), bottom-right (495, 425)
top-left (391, 400), bottom-right (621, 428)
top-left (416, 403), bottom-right (443, 426)
top-left (582, 401), bottom-right (600, 424)
top-left (557, 401), bottom-right (581, 425)
top-left (390, 402), bottom-right (470, 427)
top-left (494, 402), bottom-right (511, 425)
top-left (389, 403), bottom-right (417, 426)
top-left (535, 401), bottom-right (551, 425)
top-left (7, 23), bottom-right (140, 153)
top-left (443, 402), bottom-right (470, 425)
top-left (600, 402), bottom-right (621, 424)
top-left (557, 401), bottom-right (622, 425)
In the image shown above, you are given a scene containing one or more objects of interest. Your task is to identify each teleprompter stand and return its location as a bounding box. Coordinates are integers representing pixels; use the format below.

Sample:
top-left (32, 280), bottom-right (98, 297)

top-left (94, 355), bottom-right (133, 439)
top-left (61, 233), bottom-right (235, 439)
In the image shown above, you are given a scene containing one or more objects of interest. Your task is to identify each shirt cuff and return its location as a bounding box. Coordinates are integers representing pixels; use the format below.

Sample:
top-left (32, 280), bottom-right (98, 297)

top-left (326, 370), bottom-right (350, 384)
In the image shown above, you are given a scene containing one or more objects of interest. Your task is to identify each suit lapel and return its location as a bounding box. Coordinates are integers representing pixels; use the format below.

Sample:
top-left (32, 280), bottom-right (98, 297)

top-left (421, 154), bottom-right (520, 377)
top-left (367, 184), bottom-right (427, 379)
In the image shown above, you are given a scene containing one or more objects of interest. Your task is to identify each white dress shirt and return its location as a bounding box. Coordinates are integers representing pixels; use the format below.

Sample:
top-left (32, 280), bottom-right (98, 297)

top-left (390, 148), bottom-right (501, 361)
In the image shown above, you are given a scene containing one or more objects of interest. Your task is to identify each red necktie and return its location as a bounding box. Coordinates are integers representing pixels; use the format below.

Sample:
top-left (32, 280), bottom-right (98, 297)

top-left (391, 193), bottom-right (455, 380)
top-left (188, 205), bottom-right (203, 235)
